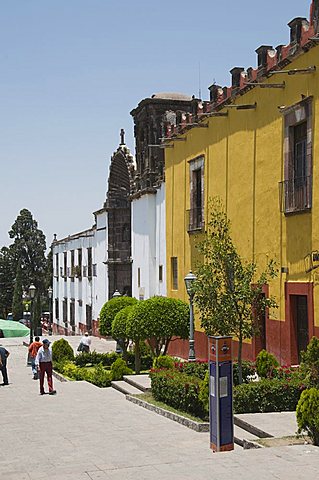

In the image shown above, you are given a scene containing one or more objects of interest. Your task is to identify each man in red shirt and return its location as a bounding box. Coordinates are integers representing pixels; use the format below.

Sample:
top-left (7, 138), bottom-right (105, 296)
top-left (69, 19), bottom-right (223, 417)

top-left (28, 336), bottom-right (42, 380)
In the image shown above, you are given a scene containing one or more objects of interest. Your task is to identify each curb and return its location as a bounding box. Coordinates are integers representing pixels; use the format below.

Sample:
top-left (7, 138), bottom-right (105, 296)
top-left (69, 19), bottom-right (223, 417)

top-left (126, 395), bottom-right (209, 432)
top-left (52, 370), bottom-right (68, 382)
top-left (234, 416), bottom-right (273, 439)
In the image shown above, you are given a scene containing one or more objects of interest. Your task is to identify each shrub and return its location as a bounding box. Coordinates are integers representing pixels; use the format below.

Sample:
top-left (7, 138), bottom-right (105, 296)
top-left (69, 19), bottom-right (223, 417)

top-left (62, 361), bottom-right (78, 378)
top-left (234, 378), bottom-right (305, 413)
top-left (233, 361), bottom-right (256, 385)
top-left (296, 388), bottom-right (319, 445)
top-left (300, 337), bottom-right (319, 387)
top-left (87, 364), bottom-right (112, 388)
top-left (198, 371), bottom-right (209, 415)
top-left (150, 368), bottom-right (206, 419)
top-left (153, 355), bottom-right (175, 370)
top-left (174, 361), bottom-right (208, 380)
top-left (255, 350), bottom-right (279, 378)
top-left (52, 338), bottom-right (74, 363)
top-left (75, 351), bottom-right (119, 367)
top-left (99, 297), bottom-right (138, 336)
top-left (111, 358), bottom-right (133, 381)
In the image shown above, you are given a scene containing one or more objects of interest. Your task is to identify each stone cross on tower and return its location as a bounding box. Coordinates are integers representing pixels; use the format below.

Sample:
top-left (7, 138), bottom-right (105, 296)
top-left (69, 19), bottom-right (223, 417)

top-left (120, 128), bottom-right (125, 145)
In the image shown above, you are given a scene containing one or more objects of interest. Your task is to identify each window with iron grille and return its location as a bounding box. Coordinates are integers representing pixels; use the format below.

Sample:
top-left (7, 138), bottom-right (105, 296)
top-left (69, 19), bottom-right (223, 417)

top-left (70, 300), bottom-right (75, 326)
top-left (188, 156), bottom-right (204, 232)
top-left (159, 265), bottom-right (163, 282)
top-left (70, 250), bottom-right (75, 281)
top-left (78, 248), bottom-right (82, 279)
top-left (138, 268), bottom-right (141, 288)
top-left (55, 254), bottom-right (59, 278)
top-left (63, 252), bottom-right (67, 280)
top-left (280, 98), bottom-right (312, 214)
top-left (171, 257), bottom-right (178, 290)
top-left (87, 247), bottom-right (92, 278)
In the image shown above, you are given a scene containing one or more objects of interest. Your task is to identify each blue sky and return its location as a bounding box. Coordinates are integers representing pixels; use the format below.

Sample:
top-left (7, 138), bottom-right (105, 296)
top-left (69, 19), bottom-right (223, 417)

top-left (0, 0), bottom-right (312, 247)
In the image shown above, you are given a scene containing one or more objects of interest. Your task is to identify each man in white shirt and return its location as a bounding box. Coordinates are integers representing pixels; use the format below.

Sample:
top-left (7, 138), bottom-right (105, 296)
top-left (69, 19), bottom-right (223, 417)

top-left (80, 332), bottom-right (91, 353)
top-left (35, 338), bottom-right (56, 395)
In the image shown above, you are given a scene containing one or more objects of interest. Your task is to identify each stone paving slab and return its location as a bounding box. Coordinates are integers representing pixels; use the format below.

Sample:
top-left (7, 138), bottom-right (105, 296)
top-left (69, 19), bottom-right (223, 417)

top-left (1, 338), bottom-right (319, 480)
top-left (123, 374), bottom-right (151, 391)
top-left (236, 412), bottom-right (298, 438)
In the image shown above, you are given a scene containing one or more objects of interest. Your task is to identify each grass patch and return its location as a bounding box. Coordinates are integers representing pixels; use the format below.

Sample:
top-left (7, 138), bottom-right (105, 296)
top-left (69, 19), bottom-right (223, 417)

top-left (134, 393), bottom-right (208, 423)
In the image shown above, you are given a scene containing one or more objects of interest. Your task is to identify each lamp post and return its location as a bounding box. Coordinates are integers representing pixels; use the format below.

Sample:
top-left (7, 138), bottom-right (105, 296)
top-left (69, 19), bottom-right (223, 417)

top-left (184, 271), bottom-right (197, 362)
top-left (112, 289), bottom-right (122, 353)
top-left (29, 283), bottom-right (36, 344)
top-left (48, 286), bottom-right (53, 336)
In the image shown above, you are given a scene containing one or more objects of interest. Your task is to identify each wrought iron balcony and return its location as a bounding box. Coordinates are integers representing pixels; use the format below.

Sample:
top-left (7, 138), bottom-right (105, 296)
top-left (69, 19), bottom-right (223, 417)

top-left (279, 176), bottom-right (312, 214)
top-left (186, 207), bottom-right (205, 232)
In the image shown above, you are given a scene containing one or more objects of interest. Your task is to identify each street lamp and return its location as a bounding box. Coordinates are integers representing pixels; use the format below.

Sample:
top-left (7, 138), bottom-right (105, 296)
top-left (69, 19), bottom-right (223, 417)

top-left (48, 286), bottom-right (53, 336)
top-left (184, 271), bottom-right (197, 362)
top-left (28, 283), bottom-right (36, 344)
top-left (112, 289), bottom-right (122, 353)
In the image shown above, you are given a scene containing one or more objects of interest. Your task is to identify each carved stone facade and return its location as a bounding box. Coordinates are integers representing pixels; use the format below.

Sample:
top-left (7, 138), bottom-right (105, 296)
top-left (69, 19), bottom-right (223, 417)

top-left (130, 93), bottom-right (194, 197)
top-left (105, 135), bottom-right (135, 298)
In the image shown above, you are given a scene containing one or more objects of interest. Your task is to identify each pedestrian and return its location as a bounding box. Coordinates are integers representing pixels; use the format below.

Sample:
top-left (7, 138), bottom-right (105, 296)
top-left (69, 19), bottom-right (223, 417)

top-left (35, 338), bottom-right (56, 395)
top-left (0, 345), bottom-right (10, 386)
top-left (28, 336), bottom-right (42, 379)
top-left (79, 332), bottom-right (91, 353)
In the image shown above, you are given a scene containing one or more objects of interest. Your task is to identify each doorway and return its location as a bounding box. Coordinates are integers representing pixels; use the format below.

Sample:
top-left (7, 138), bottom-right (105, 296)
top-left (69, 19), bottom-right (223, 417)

top-left (292, 295), bottom-right (309, 362)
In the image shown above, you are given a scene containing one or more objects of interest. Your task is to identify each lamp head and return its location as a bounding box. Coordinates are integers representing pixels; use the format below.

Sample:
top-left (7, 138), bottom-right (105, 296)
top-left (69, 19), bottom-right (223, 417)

top-left (29, 284), bottom-right (36, 299)
top-left (184, 271), bottom-right (197, 296)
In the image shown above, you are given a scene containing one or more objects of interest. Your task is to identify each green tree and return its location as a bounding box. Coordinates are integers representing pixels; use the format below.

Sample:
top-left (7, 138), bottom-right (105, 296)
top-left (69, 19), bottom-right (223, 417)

top-left (193, 198), bottom-right (278, 384)
top-left (12, 261), bottom-right (23, 320)
top-left (111, 306), bottom-right (134, 362)
top-left (99, 297), bottom-right (138, 336)
top-left (0, 247), bottom-right (15, 318)
top-left (9, 209), bottom-right (47, 294)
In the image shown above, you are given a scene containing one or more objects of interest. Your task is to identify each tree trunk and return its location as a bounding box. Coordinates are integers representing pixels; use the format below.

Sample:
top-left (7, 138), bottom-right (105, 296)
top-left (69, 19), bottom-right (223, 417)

top-left (163, 338), bottom-right (170, 355)
top-left (135, 341), bottom-right (141, 374)
top-left (238, 333), bottom-right (243, 384)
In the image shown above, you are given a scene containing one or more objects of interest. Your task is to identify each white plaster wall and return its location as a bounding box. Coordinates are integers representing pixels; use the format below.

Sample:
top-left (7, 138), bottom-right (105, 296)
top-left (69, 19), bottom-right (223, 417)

top-left (95, 210), bottom-right (108, 318)
top-left (132, 185), bottom-right (166, 300)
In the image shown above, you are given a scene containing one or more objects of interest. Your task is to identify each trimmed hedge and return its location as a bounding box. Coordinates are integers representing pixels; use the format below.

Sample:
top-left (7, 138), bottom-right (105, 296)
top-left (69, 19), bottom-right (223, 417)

top-left (75, 351), bottom-right (119, 367)
top-left (150, 368), bottom-right (206, 419)
top-left (234, 378), bottom-right (306, 413)
top-left (56, 361), bottom-right (112, 388)
top-left (52, 338), bottom-right (74, 363)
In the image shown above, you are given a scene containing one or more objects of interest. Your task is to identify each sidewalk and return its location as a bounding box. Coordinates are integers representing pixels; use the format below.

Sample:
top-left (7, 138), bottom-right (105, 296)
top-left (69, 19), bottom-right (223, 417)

top-left (0, 338), bottom-right (319, 480)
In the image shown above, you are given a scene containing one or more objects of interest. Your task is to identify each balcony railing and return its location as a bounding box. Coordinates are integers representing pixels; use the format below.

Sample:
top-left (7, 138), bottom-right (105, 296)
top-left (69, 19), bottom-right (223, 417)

top-left (186, 207), bottom-right (205, 232)
top-left (279, 176), bottom-right (312, 214)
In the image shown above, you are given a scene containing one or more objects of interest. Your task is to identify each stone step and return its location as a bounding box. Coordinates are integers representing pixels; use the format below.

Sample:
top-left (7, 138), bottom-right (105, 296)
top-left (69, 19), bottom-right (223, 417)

top-left (111, 380), bottom-right (143, 396)
top-left (123, 374), bottom-right (151, 392)
top-left (234, 425), bottom-right (260, 448)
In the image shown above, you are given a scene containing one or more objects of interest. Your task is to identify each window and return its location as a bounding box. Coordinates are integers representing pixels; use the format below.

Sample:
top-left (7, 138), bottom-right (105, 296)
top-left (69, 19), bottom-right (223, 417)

top-left (55, 254), bottom-right (59, 278)
top-left (70, 300), bottom-right (75, 326)
top-left (78, 248), bottom-right (82, 280)
top-left (188, 157), bottom-right (204, 231)
top-left (63, 252), bottom-right (67, 280)
top-left (55, 299), bottom-right (59, 321)
top-left (63, 298), bottom-right (67, 323)
top-left (280, 98), bottom-right (312, 214)
top-left (159, 265), bottom-right (163, 282)
top-left (93, 264), bottom-right (97, 277)
top-left (70, 250), bottom-right (75, 281)
top-left (87, 247), bottom-right (92, 278)
top-left (86, 304), bottom-right (92, 332)
top-left (137, 268), bottom-right (141, 288)
top-left (171, 257), bottom-right (178, 290)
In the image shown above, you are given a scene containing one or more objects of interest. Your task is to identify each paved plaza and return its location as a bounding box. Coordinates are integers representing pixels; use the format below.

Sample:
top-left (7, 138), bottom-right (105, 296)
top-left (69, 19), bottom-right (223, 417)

top-left (1, 337), bottom-right (319, 480)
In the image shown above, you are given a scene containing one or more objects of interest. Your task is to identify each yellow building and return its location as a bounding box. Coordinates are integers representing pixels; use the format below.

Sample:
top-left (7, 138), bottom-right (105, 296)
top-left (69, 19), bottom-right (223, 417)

top-left (166, 1), bottom-right (319, 365)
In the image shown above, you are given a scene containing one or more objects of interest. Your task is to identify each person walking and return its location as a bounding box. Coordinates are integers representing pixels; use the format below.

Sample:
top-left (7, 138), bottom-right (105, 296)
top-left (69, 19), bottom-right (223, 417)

top-left (79, 332), bottom-right (91, 353)
top-left (0, 345), bottom-right (10, 386)
top-left (35, 338), bottom-right (56, 395)
top-left (28, 336), bottom-right (42, 379)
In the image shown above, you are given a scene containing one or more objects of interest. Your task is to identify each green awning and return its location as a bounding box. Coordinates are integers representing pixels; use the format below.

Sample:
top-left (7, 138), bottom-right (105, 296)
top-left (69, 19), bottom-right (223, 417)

top-left (0, 319), bottom-right (30, 338)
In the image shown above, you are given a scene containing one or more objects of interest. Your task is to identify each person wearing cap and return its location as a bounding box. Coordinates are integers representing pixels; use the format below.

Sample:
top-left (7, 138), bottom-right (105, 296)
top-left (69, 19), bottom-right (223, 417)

top-left (79, 332), bottom-right (91, 353)
top-left (35, 338), bottom-right (56, 395)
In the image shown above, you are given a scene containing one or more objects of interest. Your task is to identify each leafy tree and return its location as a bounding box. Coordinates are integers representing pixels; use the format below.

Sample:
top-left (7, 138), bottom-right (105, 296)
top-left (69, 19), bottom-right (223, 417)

top-left (111, 306), bottom-right (134, 362)
top-left (12, 261), bottom-right (23, 320)
top-left (193, 198), bottom-right (278, 384)
top-left (127, 296), bottom-right (189, 373)
top-left (299, 337), bottom-right (319, 387)
top-left (99, 297), bottom-right (138, 336)
top-left (0, 247), bottom-right (15, 318)
top-left (9, 209), bottom-right (47, 294)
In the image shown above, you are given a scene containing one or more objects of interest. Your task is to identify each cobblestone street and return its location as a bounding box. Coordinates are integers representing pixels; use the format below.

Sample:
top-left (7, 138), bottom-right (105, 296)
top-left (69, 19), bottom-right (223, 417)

top-left (1, 337), bottom-right (319, 480)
